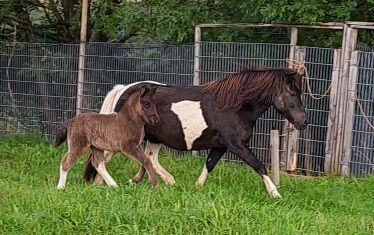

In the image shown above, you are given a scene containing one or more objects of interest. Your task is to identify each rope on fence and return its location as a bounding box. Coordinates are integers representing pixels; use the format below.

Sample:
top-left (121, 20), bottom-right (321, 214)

top-left (287, 58), bottom-right (374, 131)
top-left (286, 59), bottom-right (332, 100)
top-left (356, 99), bottom-right (374, 131)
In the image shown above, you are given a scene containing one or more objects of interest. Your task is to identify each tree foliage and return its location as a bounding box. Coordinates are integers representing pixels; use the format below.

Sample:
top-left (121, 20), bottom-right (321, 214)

top-left (1, 0), bottom-right (374, 45)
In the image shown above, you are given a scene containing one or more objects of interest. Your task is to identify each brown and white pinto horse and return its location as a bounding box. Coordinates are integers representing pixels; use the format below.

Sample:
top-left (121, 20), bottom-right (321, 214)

top-left (83, 68), bottom-right (308, 198)
top-left (54, 84), bottom-right (160, 189)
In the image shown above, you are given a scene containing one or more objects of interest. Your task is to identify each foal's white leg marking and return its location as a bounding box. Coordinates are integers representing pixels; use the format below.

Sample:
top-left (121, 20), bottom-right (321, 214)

top-left (262, 175), bottom-right (282, 198)
top-left (57, 164), bottom-right (68, 189)
top-left (171, 101), bottom-right (208, 150)
top-left (94, 151), bottom-right (115, 185)
top-left (196, 163), bottom-right (208, 186)
top-left (146, 142), bottom-right (176, 185)
top-left (95, 162), bottom-right (118, 187)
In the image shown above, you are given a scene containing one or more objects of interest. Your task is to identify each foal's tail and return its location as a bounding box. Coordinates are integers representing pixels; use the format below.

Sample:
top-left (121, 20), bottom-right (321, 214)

top-left (54, 121), bottom-right (69, 147)
top-left (83, 152), bottom-right (98, 182)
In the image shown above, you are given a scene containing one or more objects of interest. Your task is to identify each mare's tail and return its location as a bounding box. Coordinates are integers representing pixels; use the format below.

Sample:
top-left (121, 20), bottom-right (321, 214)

top-left (83, 152), bottom-right (98, 182)
top-left (54, 121), bottom-right (69, 147)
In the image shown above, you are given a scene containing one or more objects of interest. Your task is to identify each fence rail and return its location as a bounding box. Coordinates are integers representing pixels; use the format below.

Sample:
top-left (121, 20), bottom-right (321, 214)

top-left (0, 39), bottom-right (373, 177)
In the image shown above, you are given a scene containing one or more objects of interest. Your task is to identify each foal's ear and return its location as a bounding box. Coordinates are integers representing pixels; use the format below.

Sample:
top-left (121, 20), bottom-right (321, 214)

top-left (150, 86), bottom-right (158, 94)
top-left (140, 86), bottom-right (148, 97)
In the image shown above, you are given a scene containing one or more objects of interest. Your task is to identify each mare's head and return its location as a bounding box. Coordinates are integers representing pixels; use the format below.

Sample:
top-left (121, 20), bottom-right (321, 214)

top-left (271, 68), bottom-right (308, 130)
top-left (136, 85), bottom-right (160, 125)
top-left (115, 84), bottom-right (160, 125)
top-left (204, 67), bottom-right (308, 130)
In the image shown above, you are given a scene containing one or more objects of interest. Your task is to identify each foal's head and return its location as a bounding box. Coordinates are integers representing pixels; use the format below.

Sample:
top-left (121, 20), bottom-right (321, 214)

top-left (272, 69), bottom-right (308, 130)
top-left (135, 85), bottom-right (160, 125)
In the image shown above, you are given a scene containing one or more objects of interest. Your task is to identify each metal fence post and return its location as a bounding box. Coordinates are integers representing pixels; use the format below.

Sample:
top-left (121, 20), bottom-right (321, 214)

top-left (324, 49), bottom-right (342, 175)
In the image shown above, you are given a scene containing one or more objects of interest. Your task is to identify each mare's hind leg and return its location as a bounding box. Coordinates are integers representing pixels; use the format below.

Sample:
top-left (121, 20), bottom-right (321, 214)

top-left (196, 147), bottom-right (226, 186)
top-left (122, 146), bottom-right (159, 188)
top-left (130, 142), bottom-right (175, 185)
top-left (226, 139), bottom-right (281, 198)
top-left (57, 144), bottom-right (88, 189)
top-left (93, 151), bottom-right (114, 185)
top-left (91, 147), bottom-right (118, 187)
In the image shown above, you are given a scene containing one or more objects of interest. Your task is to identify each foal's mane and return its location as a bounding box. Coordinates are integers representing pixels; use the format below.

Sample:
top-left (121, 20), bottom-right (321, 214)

top-left (204, 67), bottom-right (302, 111)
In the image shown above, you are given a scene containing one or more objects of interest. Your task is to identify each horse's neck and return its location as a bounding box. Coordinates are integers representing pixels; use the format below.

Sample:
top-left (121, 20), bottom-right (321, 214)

top-left (241, 102), bottom-right (271, 123)
top-left (117, 100), bottom-right (144, 127)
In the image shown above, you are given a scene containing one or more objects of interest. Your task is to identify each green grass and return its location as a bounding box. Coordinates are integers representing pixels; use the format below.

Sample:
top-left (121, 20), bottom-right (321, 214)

top-left (0, 135), bottom-right (373, 234)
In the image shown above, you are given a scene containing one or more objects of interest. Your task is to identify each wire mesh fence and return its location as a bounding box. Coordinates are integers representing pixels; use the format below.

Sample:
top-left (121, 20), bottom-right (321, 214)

top-left (295, 47), bottom-right (335, 175)
top-left (0, 41), bottom-right (373, 177)
top-left (350, 51), bottom-right (374, 176)
top-left (0, 43), bottom-right (79, 139)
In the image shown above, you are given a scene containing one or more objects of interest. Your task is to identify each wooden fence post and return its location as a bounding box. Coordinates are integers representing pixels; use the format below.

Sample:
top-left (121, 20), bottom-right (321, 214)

top-left (271, 130), bottom-right (280, 187)
top-left (334, 25), bottom-right (358, 175)
top-left (341, 51), bottom-right (359, 176)
top-left (281, 27), bottom-right (299, 171)
top-left (324, 49), bottom-right (342, 174)
top-left (192, 26), bottom-right (201, 156)
top-left (76, 0), bottom-right (89, 114)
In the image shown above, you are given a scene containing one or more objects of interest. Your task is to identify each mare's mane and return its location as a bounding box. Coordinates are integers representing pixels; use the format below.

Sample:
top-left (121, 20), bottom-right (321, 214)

top-left (204, 67), bottom-right (302, 111)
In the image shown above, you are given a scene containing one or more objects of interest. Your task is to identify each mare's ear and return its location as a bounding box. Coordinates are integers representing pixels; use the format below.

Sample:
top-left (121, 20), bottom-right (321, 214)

top-left (140, 86), bottom-right (148, 97)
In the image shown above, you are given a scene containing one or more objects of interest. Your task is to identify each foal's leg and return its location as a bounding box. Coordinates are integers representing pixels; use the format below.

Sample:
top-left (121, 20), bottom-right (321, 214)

top-left (123, 146), bottom-right (159, 188)
top-left (57, 144), bottom-right (88, 189)
top-left (91, 147), bottom-right (118, 187)
top-left (196, 147), bottom-right (227, 186)
top-left (93, 151), bottom-right (115, 185)
top-left (226, 139), bottom-right (281, 198)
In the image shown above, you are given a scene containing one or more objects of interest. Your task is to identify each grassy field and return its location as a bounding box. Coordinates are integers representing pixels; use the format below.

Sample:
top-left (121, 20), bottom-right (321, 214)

top-left (0, 135), bottom-right (373, 234)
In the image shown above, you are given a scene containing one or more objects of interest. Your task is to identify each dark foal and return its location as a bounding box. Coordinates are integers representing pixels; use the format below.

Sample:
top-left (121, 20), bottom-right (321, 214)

top-left (54, 84), bottom-right (160, 189)
top-left (84, 68), bottom-right (308, 198)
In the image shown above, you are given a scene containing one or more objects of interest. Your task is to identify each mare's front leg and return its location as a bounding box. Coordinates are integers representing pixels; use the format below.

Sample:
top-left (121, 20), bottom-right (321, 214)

top-left (93, 151), bottom-right (115, 185)
top-left (122, 146), bottom-right (159, 188)
top-left (196, 147), bottom-right (227, 186)
top-left (130, 142), bottom-right (175, 185)
top-left (91, 147), bottom-right (118, 187)
top-left (226, 139), bottom-right (281, 198)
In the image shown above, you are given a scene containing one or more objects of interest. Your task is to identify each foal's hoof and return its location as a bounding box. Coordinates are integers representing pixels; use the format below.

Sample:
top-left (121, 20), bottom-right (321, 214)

top-left (56, 185), bottom-right (65, 190)
top-left (126, 179), bottom-right (135, 185)
top-left (165, 178), bottom-right (176, 186)
top-left (195, 180), bottom-right (205, 187)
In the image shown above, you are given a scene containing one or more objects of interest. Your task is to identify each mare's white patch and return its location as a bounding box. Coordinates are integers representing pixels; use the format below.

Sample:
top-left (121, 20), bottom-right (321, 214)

top-left (196, 163), bottom-right (208, 186)
top-left (57, 165), bottom-right (67, 189)
top-left (262, 175), bottom-right (282, 198)
top-left (171, 100), bottom-right (208, 150)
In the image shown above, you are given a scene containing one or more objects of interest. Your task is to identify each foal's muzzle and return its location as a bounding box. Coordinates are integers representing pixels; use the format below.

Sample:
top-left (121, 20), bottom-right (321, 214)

top-left (149, 114), bottom-right (160, 125)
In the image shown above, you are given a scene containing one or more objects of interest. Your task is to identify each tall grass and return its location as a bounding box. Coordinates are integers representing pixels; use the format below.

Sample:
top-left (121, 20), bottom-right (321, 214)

top-left (0, 135), bottom-right (373, 234)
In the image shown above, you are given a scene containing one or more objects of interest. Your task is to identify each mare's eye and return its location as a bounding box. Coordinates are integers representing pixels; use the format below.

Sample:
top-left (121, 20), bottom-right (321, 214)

top-left (144, 102), bottom-right (150, 108)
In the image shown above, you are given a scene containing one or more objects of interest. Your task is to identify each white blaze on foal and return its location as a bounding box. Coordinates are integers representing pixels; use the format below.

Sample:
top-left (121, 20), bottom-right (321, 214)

top-left (171, 101), bottom-right (208, 150)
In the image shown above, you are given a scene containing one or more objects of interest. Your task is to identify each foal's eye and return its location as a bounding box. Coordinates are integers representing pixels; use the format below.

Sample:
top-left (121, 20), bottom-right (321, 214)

top-left (289, 92), bottom-right (296, 96)
top-left (144, 102), bottom-right (150, 108)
